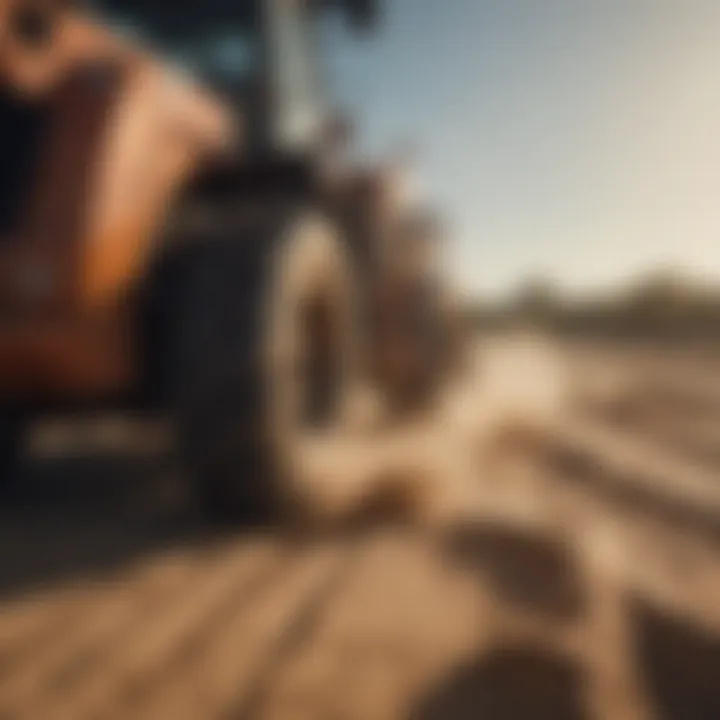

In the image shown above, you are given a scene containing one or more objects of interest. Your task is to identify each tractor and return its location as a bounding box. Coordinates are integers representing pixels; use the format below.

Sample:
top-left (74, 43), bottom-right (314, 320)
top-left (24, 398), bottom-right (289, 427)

top-left (0, 0), bottom-right (462, 518)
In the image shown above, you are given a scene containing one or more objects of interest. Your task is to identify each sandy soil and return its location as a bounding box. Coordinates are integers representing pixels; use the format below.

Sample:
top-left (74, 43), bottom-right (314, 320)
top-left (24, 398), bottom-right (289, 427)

top-left (0, 335), bottom-right (718, 720)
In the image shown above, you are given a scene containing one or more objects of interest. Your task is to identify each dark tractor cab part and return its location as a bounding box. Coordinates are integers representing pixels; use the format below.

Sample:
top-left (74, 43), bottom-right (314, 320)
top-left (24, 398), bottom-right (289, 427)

top-left (89, 0), bottom-right (376, 159)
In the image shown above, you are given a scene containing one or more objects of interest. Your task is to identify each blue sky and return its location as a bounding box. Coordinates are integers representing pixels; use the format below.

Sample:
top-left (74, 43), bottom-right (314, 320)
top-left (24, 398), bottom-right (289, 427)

top-left (324, 0), bottom-right (720, 299)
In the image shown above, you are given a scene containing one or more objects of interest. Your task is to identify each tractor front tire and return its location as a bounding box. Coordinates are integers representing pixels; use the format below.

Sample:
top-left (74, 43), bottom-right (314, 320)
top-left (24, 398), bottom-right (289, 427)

top-left (172, 212), bottom-right (360, 522)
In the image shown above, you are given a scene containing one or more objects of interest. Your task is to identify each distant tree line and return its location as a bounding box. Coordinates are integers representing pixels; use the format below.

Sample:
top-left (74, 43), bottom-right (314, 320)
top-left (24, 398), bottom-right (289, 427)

top-left (467, 270), bottom-right (720, 343)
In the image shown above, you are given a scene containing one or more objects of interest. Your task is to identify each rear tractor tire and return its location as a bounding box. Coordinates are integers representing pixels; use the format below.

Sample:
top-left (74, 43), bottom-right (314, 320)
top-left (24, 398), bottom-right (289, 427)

top-left (172, 213), bottom-right (361, 522)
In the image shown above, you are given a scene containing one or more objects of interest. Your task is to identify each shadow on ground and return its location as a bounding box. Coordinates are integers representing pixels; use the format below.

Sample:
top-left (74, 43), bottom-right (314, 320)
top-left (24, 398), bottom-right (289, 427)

top-left (443, 521), bottom-right (586, 621)
top-left (409, 643), bottom-right (587, 720)
top-left (0, 454), bottom-right (235, 602)
top-left (631, 599), bottom-right (720, 720)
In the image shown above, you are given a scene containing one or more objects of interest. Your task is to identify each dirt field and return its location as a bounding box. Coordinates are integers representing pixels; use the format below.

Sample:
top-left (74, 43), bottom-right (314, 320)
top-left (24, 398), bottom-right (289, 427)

top-left (0, 336), bottom-right (718, 720)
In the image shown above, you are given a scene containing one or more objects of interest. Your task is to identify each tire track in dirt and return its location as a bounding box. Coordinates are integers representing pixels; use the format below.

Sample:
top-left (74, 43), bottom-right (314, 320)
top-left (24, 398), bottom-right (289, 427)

top-left (577, 352), bottom-right (720, 474)
top-left (23, 536), bottom-right (285, 720)
top-left (0, 549), bottom-right (206, 719)
top-left (458, 416), bottom-right (720, 716)
top-left (250, 530), bottom-right (487, 720)
top-left (0, 540), bottom-right (243, 720)
top-left (524, 420), bottom-right (720, 541)
top-left (127, 537), bottom-right (358, 720)
top-left (490, 419), bottom-right (720, 635)
top-left (0, 588), bottom-right (105, 678)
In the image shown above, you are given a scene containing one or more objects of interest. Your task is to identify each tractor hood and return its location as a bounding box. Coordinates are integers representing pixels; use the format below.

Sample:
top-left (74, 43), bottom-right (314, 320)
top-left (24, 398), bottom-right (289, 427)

top-left (0, 0), bottom-right (239, 312)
